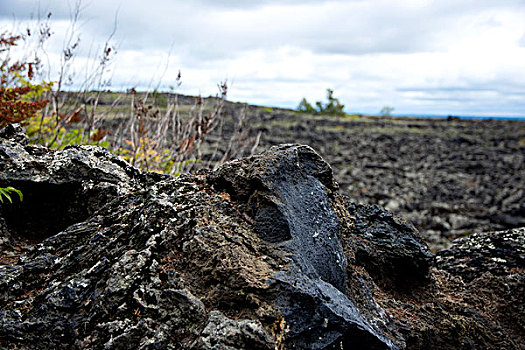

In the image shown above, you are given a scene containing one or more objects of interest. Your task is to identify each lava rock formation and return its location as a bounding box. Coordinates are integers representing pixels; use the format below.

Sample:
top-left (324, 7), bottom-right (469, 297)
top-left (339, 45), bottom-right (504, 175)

top-left (0, 124), bottom-right (523, 349)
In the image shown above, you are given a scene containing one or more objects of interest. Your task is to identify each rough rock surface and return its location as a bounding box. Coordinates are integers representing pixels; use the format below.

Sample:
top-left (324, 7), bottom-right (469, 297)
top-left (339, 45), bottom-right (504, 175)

top-left (100, 96), bottom-right (525, 251)
top-left (0, 124), bottom-right (523, 349)
top-left (242, 108), bottom-right (525, 251)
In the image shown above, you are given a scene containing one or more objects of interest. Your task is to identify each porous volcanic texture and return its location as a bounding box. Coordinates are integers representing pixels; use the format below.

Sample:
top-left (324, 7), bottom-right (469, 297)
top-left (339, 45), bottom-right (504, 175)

top-left (242, 108), bottom-right (525, 251)
top-left (96, 94), bottom-right (525, 251)
top-left (0, 124), bottom-right (523, 349)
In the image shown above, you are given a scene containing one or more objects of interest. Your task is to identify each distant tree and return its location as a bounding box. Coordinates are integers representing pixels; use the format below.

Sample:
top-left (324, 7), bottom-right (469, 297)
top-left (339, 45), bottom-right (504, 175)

top-left (322, 89), bottom-right (345, 116)
top-left (380, 106), bottom-right (394, 116)
top-left (297, 97), bottom-right (316, 114)
top-left (297, 89), bottom-right (346, 116)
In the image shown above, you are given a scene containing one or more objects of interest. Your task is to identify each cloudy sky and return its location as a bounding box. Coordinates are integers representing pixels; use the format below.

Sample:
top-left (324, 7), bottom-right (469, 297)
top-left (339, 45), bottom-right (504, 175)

top-left (1, 0), bottom-right (525, 116)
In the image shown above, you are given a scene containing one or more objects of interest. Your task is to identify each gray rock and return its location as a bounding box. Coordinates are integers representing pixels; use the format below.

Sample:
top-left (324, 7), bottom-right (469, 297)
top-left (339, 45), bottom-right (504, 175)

top-left (0, 128), bottom-right (523, 349)
top-left (210, 144), bottom-right (401, 349)
top-left (345, 202), bottom-right (433, 290)
top-left (191, 311), bottom-right (270, 350)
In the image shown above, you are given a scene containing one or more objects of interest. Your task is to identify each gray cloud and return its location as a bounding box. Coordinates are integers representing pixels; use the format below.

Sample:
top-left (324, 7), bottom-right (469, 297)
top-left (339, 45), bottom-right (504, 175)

top-left (1, 0), bottom-right (524, 116)
top-left (394, 79), bottom-right (525, 116)
top-left (0, 0), bottom-right (73, 20)
top-left (2, 0), bottom-right (523, 56)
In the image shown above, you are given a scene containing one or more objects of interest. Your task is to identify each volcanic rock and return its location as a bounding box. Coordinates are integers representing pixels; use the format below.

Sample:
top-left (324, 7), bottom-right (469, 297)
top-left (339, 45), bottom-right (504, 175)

top-left (0, 125), bottom-right (523, 349)
top-left (244, 110), bottom-right (525, 251)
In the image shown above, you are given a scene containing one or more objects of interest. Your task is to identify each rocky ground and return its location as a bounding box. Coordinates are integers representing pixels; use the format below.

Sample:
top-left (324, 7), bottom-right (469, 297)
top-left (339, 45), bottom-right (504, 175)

top-left (230, 105), bottom-right (525, 251)
top-left (92, 93), bottom-right (525, 251)
top-left (1, 124), bottom-right (523, 349)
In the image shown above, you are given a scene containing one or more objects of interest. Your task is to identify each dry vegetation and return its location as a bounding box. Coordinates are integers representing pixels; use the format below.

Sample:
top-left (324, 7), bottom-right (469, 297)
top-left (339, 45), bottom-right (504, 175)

top-left (0, 5), bottom-right (260, 176)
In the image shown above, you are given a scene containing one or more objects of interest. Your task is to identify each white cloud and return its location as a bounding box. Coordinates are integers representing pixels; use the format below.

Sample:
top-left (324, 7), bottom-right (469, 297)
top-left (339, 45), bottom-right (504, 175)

top-left (1, 0), bottom-right (525, 116)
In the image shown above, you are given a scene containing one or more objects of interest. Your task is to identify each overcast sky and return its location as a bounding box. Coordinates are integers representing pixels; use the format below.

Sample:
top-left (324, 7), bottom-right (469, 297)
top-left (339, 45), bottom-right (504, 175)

top-left (1, 0), bottom-right (525, 116)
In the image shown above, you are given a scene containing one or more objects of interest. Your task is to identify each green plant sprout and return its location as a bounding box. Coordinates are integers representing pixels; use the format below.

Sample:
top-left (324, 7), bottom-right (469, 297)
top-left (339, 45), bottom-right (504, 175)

top-left (0, 187), bottom-right (23, 204)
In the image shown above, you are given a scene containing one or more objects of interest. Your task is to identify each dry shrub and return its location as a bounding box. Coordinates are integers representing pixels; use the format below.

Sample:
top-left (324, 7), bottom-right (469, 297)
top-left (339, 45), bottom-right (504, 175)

top-left (115, 81), bottom-right (260, 174)
top-left (2, 5), bottom-right (260, 175)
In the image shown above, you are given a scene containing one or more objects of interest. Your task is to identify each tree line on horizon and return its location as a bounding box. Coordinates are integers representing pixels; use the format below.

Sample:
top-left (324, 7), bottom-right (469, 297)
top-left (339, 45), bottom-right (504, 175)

top-left (296, 88), bottom-right (346, 116)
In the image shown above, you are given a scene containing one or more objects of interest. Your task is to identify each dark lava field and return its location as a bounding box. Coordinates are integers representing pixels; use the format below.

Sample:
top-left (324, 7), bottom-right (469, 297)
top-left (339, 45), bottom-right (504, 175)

top-left (98, 93), bottom-right (524, 251)
top-left (232, 105), bottom-right (525, 251)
